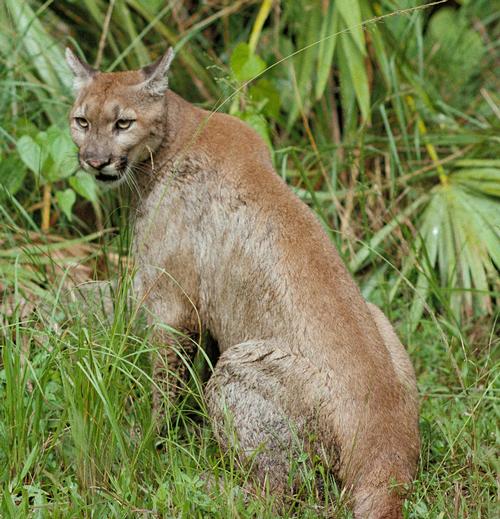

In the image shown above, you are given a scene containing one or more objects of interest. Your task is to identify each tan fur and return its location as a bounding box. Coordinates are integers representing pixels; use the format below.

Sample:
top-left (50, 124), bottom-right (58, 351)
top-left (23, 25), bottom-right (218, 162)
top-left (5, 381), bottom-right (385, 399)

top-left (67, 49), bottom-right (420, 518)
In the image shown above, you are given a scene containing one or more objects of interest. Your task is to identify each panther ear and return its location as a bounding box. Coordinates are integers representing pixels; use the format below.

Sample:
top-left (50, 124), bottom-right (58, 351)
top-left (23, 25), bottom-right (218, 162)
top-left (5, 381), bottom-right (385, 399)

top-left (140, 47), bottom-right (175, 96)
top-left (65, 48), bottom-right (96, 92)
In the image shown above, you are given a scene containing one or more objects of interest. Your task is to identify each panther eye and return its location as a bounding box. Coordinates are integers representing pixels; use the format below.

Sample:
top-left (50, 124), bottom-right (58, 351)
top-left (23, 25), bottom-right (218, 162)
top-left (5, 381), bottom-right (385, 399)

top-left (115, 119), bottom-right (134, 130)
top-left (75, 117), bottom-right (89, 129)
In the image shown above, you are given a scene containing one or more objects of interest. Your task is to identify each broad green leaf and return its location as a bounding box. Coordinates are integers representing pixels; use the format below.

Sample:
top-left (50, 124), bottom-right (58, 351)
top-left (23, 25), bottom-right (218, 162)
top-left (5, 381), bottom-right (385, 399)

top-left (455, 188), bottom-right (500, 268)
top-left (230, 42), bottom-right (266, 83)
top-left (4, 0), bottom-right (72, 123)
top-left (337, 0), bottom-right (366, 55)
top-left (438, 188), bottom-right (457, 288)
top-left (315, 3), bottom-right (339, 100)
top-left (113, 0), bottom-right (151, 66)
top-left (55, 189), bottom-right (76, 221)
top-left (443, 186), bottom-right (490, 317)
top-left (249, 79), bottom-right (280, 119)
top-left (409, 191), bottom-right (442, 327)
top-left (4, 0), bottom-right (70, 87)
top-left (425, 7), bottom-right (485, 105)
top-left (448, 185), bottom-right (497, 314)
top-left (287, 4), bottom-right (322, 127)
top-left (450, 168), bottom-right (500, 197)
top-left (339, 31), bottom-right (370, 122)
top-left (0, 156), bottom-right (27, 195)
top-left (46, 125), bottom-right (61, 145)
top-left (360, 0), bottom-right (390, 87)
top-left (34, 131), bottom-right (53, 163)
top-left (17, 135), bottom-right (45, 174)
top-left (50, 134), bottom-right (78, 180)
top-left (337, 37), bottom-right (357, 135)
top-left (69, 171), bottom-right (98, 202)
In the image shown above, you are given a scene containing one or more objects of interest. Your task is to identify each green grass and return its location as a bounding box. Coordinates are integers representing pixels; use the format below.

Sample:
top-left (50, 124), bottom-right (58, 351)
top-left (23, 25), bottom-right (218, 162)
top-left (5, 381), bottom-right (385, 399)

top-left (1, 0), bottom-right (499, 517)
top-left (0, 269), bottom-right (498, 518)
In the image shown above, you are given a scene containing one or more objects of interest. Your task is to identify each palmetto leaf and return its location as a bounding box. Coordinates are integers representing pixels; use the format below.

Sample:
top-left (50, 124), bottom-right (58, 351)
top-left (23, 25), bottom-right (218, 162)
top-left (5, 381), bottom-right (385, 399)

top-left (406, 181), bottom-right (499, 328)
top-left (408, 189), bottom-right (442, 327)
top-left (450, 168), bottom-right (500, 197)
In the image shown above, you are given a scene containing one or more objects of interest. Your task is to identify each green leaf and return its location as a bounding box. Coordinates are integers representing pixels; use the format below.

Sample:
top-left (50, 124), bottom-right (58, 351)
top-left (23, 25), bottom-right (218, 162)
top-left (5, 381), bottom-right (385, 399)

top-left (360, 1), bottom-right (390, 87)
top-left (141, 0), bottom-right (164, 15)
top-left (55, 189), bottom-right (76, 221)
top-left (315, 3), bottom-right (339, 100)
top-left (340, 32), bottom-right (370, 122)
top-left (438, 189), bottom-right (456, 287)
top-left (337, 37), bottom-right (357, 135)
top-left (249, 79), bottom-right (280, 119)
top-left (455, 188), bottom-right (500, 268)
top-left (454, 159), bottom-right (500, 168)
top-left (287, 4), bottom-right (322, 127)
top-left (17, 135), bottom-right (45, 174)
top-left (337, 0), bottom-right (366, 55)
top-left (3, 1), bottom-right (73, 126)
top-left (450, 168), bottom-right (500, 197)
top-left (230, 42), bottom-right (266, 83)
top-left (454, 187), bottom-right (489, 314)
top-left (0, 155), bottom-right (27, 195)
top-left (426, 7), bottom-right (485, 95)
top-left (69, 171), bottom-right (98, 202)
top-left (49, 136), bottom-right (78, 181)
top-left (408, 191), bottom-right (442, 327)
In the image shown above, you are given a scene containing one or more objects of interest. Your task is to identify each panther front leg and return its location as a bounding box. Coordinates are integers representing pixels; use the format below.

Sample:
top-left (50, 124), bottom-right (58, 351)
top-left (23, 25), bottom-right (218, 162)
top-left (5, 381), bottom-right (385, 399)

top-left (150, 326), bottom-right (198, 422)
top-left (139, 278), bottom-right (200, 431)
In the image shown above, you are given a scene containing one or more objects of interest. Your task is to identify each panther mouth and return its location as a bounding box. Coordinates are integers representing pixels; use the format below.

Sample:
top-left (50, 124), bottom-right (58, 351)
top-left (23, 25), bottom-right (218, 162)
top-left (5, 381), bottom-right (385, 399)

top-left (93, 157), bottom-right (128, 184)
top-left (95, 172), bottom-right (121, 182)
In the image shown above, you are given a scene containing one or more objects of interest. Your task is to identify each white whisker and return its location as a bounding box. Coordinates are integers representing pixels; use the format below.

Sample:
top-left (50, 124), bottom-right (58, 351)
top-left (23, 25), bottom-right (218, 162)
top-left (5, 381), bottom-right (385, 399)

top-left (125, 165), bottom-right (142, 201)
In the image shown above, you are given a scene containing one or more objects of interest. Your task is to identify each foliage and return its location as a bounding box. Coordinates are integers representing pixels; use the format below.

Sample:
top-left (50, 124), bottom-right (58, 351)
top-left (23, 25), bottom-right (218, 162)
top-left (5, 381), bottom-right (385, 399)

top-left (0, 265), bottom-right (497, 518)
top-left (0, 0), bottom-right (499, 516)
top-left (15, 124), bottom-right (99, 220)
top-left (2, 0), bottom-right (496, 325)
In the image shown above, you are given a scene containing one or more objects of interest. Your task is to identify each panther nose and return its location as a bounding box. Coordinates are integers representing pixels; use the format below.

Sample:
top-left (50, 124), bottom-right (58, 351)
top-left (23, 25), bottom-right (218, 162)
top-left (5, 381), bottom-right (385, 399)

top-left (85, 157), bottom-right (111, 170)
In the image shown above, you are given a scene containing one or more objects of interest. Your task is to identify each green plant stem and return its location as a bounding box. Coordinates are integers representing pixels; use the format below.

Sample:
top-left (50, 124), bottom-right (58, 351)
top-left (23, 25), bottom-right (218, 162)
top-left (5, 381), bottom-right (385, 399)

top-left (248, 0), bottom-right (273, 53)
top-left (406, 95), bottom-right (449, 187)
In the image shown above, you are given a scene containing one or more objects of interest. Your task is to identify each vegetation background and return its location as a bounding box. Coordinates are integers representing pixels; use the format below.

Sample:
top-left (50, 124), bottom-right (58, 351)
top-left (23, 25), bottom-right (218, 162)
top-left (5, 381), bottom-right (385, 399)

top-left (0, 0), bottom-right (498, 517)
